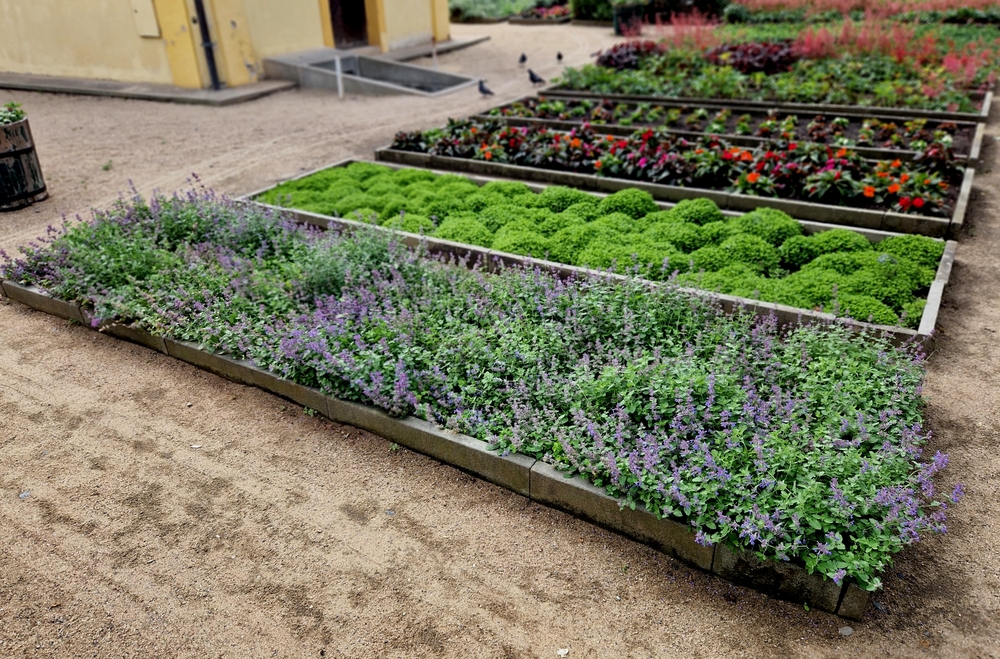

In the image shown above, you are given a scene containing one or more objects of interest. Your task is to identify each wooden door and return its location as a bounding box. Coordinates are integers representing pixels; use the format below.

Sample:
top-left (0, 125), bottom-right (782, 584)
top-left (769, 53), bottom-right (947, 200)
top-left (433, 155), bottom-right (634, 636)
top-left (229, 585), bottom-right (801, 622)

top-left (330, 0), bottom-right (368, 48)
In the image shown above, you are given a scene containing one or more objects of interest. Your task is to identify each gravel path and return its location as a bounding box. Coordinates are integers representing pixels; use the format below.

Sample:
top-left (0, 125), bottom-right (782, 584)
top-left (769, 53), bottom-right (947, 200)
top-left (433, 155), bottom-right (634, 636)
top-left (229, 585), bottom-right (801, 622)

top-left (1, 22), bottom-right (998, 658)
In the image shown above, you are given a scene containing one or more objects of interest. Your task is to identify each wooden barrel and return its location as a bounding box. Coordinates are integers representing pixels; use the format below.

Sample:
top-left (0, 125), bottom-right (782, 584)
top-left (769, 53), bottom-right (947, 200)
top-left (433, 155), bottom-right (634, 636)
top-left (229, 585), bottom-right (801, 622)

top-left (0, 118), bottom-right (48, 212)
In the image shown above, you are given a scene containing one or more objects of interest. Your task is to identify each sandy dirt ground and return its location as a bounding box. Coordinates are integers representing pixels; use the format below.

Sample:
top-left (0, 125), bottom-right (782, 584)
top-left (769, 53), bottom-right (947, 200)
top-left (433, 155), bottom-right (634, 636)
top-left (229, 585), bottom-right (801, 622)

top-left (0, 21), bottom-right (998, 659)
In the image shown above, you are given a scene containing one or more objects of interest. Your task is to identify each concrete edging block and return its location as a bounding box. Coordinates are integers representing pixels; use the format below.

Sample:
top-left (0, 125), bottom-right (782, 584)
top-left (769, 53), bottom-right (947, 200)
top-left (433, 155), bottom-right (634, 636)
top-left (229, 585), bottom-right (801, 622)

top-left (163, 339), bottom-right (257, 386)
top-left (711, 544), bottom-right (844, 613)
top-left (1, 280), bottom-right (83, 323)
top-left (529, 461), bottom-right (714, 570)
top-left (103, 323), bottom-right (168, 354)
top-left (248, 365), bottom-right (327, 411)
top-left (949, 168), bottom-right (976, 237)
top-left (880, 212), bottom-right (949, 238)
top-left (835, 583), bottom-right (871, 620)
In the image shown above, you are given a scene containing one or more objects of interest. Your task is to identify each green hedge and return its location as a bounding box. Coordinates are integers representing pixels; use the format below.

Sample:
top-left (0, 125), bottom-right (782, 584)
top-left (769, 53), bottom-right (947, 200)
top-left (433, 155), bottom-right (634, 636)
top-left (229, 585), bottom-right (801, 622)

top-left (258, 162), bottom-right (944, 328)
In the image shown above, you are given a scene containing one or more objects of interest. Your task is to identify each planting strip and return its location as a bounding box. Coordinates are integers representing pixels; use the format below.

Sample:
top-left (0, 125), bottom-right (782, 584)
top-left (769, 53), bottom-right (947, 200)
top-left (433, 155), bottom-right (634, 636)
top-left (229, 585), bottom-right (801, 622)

top-left (542, 87), bottom-right (994, 124)
top-left (243, 157), bottom-right (956, 349)
top-left (508, 16), bottom-right (571, 24)
top-left (374, 147), bottom-right (972, 238)
top-left (0, 273), bottom-right (872, 618)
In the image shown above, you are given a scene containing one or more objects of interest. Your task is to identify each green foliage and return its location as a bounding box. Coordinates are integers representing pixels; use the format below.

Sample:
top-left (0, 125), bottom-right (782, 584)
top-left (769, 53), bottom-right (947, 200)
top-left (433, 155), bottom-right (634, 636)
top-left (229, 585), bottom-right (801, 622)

top-left (494, 218), bottom-right (539, 242)
top-left (728, 207), bottom-right (803, 247)
top-left (835, 294), bottom-right (900, 326)
top-left (700, 221), bottom-right (742, 246)
top-left (432, 216), bottom-right (494, 247)
top-left (569, 0), bottom-right (613, 20)
top-left (597, 188), bottom-right (659, 219)
top-left (876, 235), bottom-right (946, 271)
top-left (563, 201), bottom-right (601, 222)
top-left (687, 246), bottom-right (730, 272)
top-left (577, 238), bottom-right (681, 278)
top-left (1, 102), bottom-right (27, 124)
top-left (491, 230), bottom-right (551, 258)
top-left (810, 228), bottom-right (873, 256)
top-left (666, 198), bottom-right (725, 226)
top-left (901, 298), bottom-right (926, 329)
top-left (594, 212), bottom-right (641, 234)
top-left (780, 269), bottom-right (848, 309)
top-left (535, 185), bottom-right (598, 212)
top-left (779, 234), bottom-right (819, 269)
top-left (537, 211), bottom-right (586, 237)
top-left (383, 213), bottom-right (435, 234)
top-left (644, 221), bottom-right (706, 253)
top-left (481, 180), bottom-right (534, 198)
top-left (547, 223), bottom-right (621, 265)
top-left (720, 234), bottom-right (780, 274)
top-left (346, 208), bottom-right (380, 224)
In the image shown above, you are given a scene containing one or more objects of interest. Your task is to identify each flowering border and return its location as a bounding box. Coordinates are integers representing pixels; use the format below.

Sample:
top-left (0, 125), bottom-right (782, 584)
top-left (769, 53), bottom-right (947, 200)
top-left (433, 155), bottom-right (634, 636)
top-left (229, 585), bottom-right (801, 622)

top-left (0, 276), bottom-right (875, 619)
top-left (478, 95), bottom-right (987, 166)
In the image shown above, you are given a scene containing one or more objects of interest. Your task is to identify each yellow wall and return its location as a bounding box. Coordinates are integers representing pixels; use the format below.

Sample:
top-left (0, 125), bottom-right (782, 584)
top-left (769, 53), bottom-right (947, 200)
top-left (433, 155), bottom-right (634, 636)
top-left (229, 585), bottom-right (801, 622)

top-left (243, 0), bottom-right (326, 59)
top-left (380, 0), bottom-right (433, 50)
top-left (154, 0), bottom-right (203, 88)
top-left (0, 0), bottom-right (173, 84)
top-left (430, 0), bottom-right (450, 43)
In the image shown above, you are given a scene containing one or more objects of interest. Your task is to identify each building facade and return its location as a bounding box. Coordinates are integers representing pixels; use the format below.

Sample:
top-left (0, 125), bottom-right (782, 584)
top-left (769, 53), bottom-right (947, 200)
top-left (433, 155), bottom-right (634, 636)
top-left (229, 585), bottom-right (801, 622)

top-left (0, 0), bottom-right (451, 89)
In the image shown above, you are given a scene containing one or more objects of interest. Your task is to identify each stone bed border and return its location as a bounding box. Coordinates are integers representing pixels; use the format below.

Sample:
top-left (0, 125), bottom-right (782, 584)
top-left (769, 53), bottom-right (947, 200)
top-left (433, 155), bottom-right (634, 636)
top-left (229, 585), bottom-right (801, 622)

top-left (374, 148), bottom-right (974, 239)
top-left (541, 87), bottom-right (995, 124)
top-left (475, 94), bottom-right (987, 166)
top-left (243, 157), bottom-right (958, 351)
top-left (0, 277), bottom-right (874, 619)
top-left (507, 16), bottom-right (572, 24)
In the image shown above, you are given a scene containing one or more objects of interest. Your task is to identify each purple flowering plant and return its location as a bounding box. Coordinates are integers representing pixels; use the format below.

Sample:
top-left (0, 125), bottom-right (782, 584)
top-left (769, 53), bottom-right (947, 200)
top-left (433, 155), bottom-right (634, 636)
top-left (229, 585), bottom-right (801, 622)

top-left (1, 190), bottom-right (963, 591)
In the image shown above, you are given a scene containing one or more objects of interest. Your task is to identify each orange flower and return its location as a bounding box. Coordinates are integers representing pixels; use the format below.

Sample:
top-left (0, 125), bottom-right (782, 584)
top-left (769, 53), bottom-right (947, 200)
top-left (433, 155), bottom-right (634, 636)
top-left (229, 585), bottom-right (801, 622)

top-left (606, 135), bottom-right (615, 142)
top-left (470, 127), bottom-right (477, 134)
top-left (863, 186), bottom-right (876, 198)
top-left (747, 172), bottom-right (761, 183)
top-left (483, 151), bottom-right (493, 161)
top-left (594, 160), bottom-right (603, 169)
top-left (900, 173), bottom-right (910, 183)
top-left (836, 148), bottom-right (848, 157)
top-left (741, 151), bottom-right (754, 162)
top-left (570, 138), bottom-right (582, 148)
top-left (891, 159), bottom-right (902, 168)
top-left (694, 148), bottom-right (705, 155)
top-left (876, 172), bottom-right (889, 178)
top-left (924, 179), bottom-right (932, 185)
top-left (888, 183), bottom-right (901, 194)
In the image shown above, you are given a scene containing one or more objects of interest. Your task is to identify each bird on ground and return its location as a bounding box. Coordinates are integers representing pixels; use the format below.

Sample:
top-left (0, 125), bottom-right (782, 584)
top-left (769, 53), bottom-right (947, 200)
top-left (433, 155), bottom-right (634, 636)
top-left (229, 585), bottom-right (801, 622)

top-left (478, 80), bottom-right (495, 97)
top-left (528, 69), bottom-right (546, 85)
top-left (518, 53), bottom-right (528, 66)
top-left (557, 51), bottom-right (563, 62)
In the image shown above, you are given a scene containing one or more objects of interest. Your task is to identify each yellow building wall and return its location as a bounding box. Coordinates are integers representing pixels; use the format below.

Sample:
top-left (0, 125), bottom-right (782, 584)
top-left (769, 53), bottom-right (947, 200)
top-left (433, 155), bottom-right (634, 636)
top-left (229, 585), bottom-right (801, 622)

top-left (242, 0), bottom-right (326, 60)
top-left (380, 0), bottom-right (434, 50)
top-left (430, 0), bottom-right (450, 43)
top-left (0, 0), bottom-right (174, 84)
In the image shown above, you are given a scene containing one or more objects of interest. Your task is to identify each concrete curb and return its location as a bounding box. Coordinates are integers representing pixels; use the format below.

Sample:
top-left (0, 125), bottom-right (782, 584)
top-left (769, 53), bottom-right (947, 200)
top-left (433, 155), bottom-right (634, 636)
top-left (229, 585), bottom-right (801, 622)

top-left (374, 148), bottom-right (968, 238)
top-left (0, 274), bottom-right (874, 618)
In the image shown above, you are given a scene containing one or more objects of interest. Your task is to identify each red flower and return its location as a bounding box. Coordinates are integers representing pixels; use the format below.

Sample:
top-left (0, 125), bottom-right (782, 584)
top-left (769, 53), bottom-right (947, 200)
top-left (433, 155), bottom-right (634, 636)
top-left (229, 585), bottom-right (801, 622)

top-left (900, 197), bottom-right (912, 209)
top-left (888, 183), bottom-right (900, 194)
top-left (722, 151), bottom-right (734, 161)
top-left (740, 151), bottom-right (754, 162)
top-left (913, 197), bottom-right (925, 208)
top-left (594, 160), bottom-right (603, 169)
top-left (891, 159), bottom-right (902, 168)
top-left (788, 143), bottom-right (798, 151)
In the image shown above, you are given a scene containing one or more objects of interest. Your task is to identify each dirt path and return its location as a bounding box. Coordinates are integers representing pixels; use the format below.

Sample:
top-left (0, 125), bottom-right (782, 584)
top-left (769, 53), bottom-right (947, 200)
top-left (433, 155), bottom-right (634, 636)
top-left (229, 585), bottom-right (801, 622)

top-left (1, 22), bottom-right (998, 658)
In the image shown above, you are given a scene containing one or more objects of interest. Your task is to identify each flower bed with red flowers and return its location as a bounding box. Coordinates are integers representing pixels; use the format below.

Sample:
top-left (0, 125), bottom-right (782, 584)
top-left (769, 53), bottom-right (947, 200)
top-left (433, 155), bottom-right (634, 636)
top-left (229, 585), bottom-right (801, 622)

top-left (391, 119), bottom-right (962, 216)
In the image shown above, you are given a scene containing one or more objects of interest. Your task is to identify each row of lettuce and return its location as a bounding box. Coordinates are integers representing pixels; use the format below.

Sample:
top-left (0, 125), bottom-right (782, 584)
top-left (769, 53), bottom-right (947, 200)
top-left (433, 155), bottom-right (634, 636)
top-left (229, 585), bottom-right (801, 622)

top-left (258, 162), bottom-right (942, 328)
top-left (0, 189), bottom-right (960, 592)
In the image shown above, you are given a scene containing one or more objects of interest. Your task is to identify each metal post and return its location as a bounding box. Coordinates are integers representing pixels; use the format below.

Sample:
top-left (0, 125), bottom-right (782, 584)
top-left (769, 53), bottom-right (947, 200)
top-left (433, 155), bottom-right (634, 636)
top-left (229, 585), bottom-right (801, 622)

top-left (192, 0), bottom-right (221, 91)
top-left (335, 56), bottom-right (343, 99)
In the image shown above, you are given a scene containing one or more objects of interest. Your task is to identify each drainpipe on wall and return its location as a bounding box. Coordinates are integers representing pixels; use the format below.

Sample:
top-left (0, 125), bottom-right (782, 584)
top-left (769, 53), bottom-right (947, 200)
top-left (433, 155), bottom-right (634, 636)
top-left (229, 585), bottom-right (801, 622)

top-left (192, 0), bottom-right (222, 90)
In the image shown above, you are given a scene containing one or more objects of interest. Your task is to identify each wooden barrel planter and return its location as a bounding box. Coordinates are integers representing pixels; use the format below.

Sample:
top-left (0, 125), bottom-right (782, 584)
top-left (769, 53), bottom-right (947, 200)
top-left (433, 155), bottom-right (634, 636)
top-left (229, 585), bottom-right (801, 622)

top-left (1, 118), bottom-right (48, 212)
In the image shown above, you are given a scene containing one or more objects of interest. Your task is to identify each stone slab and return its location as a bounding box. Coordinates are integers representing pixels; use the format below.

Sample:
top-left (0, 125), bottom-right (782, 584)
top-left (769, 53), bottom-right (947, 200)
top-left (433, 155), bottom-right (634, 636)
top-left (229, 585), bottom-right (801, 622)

top-left (836, 583), bottom-right (871, 620)
top-left (249, 366), bottom-right (328, 412)
top-left (711, 544), bottom-right (844, 613)
top-left (103, 323), bottom-right (168, 354)
top-left (529, 461), bottom-right (715, 570)
top-left (163, 339), bottom-right (257, 386)
top-left (880, 212), bottom-right (949, 238)
top-left (1, 280), bottom-right (83, 323)
top-left (949, 168), bottom-right (976, 236)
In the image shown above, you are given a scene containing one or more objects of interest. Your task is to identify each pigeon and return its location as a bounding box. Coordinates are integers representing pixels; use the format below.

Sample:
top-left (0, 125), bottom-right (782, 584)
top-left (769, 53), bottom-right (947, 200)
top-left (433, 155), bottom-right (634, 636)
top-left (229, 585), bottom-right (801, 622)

top-left (518, 53), bottom-right (528, 66)
top-left (478, 80), bottom-right (495, 97)
top-left (557, 51), bottom-right (563, 62)
top-left (528, 69), bottom-right (546, 85)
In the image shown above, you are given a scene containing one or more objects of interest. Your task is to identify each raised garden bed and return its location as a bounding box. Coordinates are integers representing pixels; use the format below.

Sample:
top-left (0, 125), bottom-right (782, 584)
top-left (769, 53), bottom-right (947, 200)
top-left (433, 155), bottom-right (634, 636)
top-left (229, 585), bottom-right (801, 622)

top-left (2, 190), bottom-right (964, 618)
top-left (1, 102), bottom-right (47, 212)
top-left (544, 87), bottom-right (995, 125)
top-left (243, 159), bottom-right (957, 348)
top-left (481, 95), bottom-right (987, 165)
top-left (510, 3), bottom-right (572, 22)
top-left (377, 126), bottom-right (975, 238)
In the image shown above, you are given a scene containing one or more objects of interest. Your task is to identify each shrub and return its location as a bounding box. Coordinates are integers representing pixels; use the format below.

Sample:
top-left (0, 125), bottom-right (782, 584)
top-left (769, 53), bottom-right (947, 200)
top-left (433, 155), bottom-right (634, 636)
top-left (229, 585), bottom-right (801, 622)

top-left (563, 201), bottom-right (601, 222)
top-left (535, 186), bottom-right (597, 212)
top-left (700, 221), bottom-right (741, 246)
top-left (383, 213), bottom-right (436, 234)
top-left (343, 162), bottom-right (392, 182)
top-left (492, 230), bottom-right (550, 258)
top-left (728, 208), bottom-right (803, 247)
top-left (538, 212), bottom-right (586, 237)
top-left (705, 41), bottom-right (800, 75)
top-left (901, 298), bottom-right (926, 329)
top-left (432, 216), bottom-right (494, 247)
top-left (810, 229), bottom-right (873, 256)
top-left (595, 41), bottom-right (665, 70)
top-left (347, 208), bottom-right (380, 224)
top-left (478, 204), bottom-right (528, 232)
top-left (835, 294), bottom-right (900, 326)
top-left (334, 193), bottom-right (373, 217)
top-left (597, 188), bottom-right (659, 219)
top-left (548, 223), bottom-right (621, 265)
top-left (494, 219), bottom-right (539, 242)
top-left (665, 198), bottom-right (724, 226)
top-left (720, 234), bottom-right (780, 274)
top-left (644, 222), bottom-right (706, 253)
top-left (481, 180), bottom-right (534, 198)
top-left (594, 212), bottom-right (641, 234)
top-left (779, 234), bottom-right (819, 269)
top-left (365, 180), bottom-right (403, 198)
top-left (780, 268), bottom-right (848, 309)
top-left (391, 168), bottom-right (437, 186)
top-left (876, 235), bottom-right (946, 271)
top-left (577, 238), bottom-right (681, 278)
top-left (687, 245), bottom-right (730, 272)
